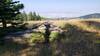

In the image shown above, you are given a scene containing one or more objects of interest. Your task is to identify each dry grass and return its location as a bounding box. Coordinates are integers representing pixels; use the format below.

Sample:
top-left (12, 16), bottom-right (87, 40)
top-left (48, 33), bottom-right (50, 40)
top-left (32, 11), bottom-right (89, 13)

top-left (27, 19), bottom-right (100, 32)
top-left (0, 18), bottom-right (100, 56)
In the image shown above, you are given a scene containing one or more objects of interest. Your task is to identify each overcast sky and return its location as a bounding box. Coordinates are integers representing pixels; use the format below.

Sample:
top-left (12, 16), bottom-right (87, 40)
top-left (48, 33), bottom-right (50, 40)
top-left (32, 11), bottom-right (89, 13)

top-left (14, 0), bottom-right (100, 18)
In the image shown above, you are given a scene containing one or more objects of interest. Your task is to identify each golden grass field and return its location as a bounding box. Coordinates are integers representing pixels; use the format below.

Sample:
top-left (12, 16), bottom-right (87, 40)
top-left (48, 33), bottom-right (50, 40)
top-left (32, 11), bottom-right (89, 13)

top-left (27, 19), bottom-right (100, 33)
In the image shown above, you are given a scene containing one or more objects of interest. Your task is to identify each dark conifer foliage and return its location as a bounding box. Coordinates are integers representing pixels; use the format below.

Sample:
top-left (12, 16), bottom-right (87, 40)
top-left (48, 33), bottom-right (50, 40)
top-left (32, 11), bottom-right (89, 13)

top-left (0, 0), bottom-right (24, 28)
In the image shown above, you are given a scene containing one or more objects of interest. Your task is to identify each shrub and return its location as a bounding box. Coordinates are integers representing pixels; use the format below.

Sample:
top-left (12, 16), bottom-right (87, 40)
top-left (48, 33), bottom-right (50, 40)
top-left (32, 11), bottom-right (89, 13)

top-left (29, 32), bottom-right (44, 43)
top-left (50, 31), bottom-right (59, 42)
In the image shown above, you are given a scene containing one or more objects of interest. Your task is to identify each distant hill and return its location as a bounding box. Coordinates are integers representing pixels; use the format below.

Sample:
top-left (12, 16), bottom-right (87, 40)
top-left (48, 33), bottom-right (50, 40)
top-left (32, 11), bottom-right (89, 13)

top-left (79, 13), bottom-right (100, 19)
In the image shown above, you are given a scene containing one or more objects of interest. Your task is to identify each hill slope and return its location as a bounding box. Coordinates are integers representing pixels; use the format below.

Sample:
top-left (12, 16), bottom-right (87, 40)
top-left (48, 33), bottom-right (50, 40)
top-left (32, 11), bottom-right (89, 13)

top-left (79, 13), bottom-right (100, 19)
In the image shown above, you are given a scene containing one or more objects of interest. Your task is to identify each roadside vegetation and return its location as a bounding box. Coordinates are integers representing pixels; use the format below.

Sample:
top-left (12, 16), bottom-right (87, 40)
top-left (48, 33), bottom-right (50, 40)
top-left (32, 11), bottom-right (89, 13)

top-left (0, 19), bottom-right (100, 56)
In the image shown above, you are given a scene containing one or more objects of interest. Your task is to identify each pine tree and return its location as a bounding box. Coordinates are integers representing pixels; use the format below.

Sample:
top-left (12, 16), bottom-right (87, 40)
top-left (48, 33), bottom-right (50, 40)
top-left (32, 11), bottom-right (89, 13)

top-left (0, 0), bottom-right (24, 28)
top-left (28, 12), bottom-right (34, 20)
top-left (33, 12), bottom-right (37, 20)
top-left (37, 14), bottom-right (41, 20)
top-left (22, 11), bottom-right (28, 21)
top-left (15, 13), bottom-right (24, 21)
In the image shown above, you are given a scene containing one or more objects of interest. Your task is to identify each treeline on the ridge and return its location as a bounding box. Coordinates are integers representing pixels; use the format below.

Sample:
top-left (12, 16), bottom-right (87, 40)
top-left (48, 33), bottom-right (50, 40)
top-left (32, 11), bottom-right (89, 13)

top-left (16, 11), bottom-right (45, 21)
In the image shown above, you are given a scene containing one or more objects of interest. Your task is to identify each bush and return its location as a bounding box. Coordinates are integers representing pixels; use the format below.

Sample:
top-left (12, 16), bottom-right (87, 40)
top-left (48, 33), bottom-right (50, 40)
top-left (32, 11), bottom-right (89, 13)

top-left (29, 31), bottom-right (60, 43)
top-left (29, 32), bottom-right (44, 43)
top-left (50, 31), bottom-right (59, 42)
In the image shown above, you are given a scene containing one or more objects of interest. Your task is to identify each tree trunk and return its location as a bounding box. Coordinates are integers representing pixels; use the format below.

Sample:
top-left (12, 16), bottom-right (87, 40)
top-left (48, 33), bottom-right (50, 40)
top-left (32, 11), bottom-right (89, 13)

top-left (2, 18), bottom-right (7, 28)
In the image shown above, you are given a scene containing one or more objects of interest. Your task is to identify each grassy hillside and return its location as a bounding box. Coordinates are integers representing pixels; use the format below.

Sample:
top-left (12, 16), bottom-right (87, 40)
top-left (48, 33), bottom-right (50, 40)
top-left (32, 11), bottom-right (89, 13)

top-left (0, 19), bottom-right (100, 56)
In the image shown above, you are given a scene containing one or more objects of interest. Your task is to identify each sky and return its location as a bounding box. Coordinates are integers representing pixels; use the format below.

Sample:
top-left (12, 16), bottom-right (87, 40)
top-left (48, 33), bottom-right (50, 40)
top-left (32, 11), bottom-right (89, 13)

top-left (14, 0), bottom-right (100, 18)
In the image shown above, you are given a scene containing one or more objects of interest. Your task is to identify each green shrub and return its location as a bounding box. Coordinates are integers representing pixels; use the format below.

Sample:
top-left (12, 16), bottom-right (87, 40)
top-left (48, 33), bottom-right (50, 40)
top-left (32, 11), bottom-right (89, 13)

top-left (29, 32), bottom-right (44, 43)
top-left (95, 40), bottom-right (100, 44)
top-left (50, 31), bottom-right (59, 42)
